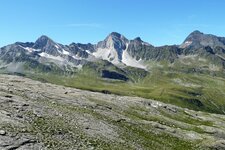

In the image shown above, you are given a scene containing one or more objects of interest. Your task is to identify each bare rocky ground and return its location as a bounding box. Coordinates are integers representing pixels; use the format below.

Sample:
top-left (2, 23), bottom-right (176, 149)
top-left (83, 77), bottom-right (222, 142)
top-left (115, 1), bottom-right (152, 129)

top-left (0, 74), bottom-right (225, 150)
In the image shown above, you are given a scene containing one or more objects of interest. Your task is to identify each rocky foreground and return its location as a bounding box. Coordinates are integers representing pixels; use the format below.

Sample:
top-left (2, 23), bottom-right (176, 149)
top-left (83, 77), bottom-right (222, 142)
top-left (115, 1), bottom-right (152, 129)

top-left (0, 75), bottom-right (225, 150)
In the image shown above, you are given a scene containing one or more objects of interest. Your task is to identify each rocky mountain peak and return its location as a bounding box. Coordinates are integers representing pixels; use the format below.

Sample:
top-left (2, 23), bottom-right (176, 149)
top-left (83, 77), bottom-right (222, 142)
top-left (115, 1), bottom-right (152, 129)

top-left (97, 32), bottom-right (129, 50)
top-left (32, 35), bottom-right (63, 56)
top-left (33, 35), bottom-right (56, 49)
top-left (131, 37), bottom-right (151, 46)
top-left (94, 32), bottom-right (129, 64)
top-left (184, 30), bottom-right (204, 42)
top-left (37, 35), bottom-right (52, 41)
top-left (189, 30), bottom-right (203, 36)
top-left (180, 30), bottom-right (225, 49)
top-left (103, 32), bottom-right (129, 50)
top-left (134, 37), bottom-right (143, 42)
top-left (108, 32), bottom-right (123, 38)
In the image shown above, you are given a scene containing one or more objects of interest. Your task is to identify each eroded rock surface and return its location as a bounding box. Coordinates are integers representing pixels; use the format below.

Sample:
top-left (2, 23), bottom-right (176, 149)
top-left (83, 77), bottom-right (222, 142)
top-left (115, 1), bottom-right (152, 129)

top-left (0, 74), bottom-right (225, 149)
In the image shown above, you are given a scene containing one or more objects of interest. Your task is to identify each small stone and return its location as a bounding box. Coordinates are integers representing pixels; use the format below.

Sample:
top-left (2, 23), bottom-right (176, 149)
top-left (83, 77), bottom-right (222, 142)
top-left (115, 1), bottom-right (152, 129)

top-left (37, 114), bottom-right (42, 118)
top-left (106, 106), bottom-right (112, 110)
top-left (22, 103), bottom-right (29, 107)
top-left (5, 95), bottom-right (13, 98)
top-left (16, 114), bottom-right (23, 118)
top-left (22, 128), bottom-right (27, 132)
top-left (172, 130), bottom-right (176, 133)
top-left (116, 118), bottom-right (126, 123)
top-left (0, 130), bottom-right (6, 135)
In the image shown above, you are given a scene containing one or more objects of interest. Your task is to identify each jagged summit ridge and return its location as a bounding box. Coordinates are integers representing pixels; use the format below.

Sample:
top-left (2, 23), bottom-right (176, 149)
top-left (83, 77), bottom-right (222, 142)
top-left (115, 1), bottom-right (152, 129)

top-left (0, 30), bottom-right (225, 71)
top-left (93, 32), bottom-right (149, 68)
top-left (33, 35), bottom-right (55, 49)
top-left (181, 30), bottom-right (225, 49)
top-left (97, 32), bottom-right (128, 50)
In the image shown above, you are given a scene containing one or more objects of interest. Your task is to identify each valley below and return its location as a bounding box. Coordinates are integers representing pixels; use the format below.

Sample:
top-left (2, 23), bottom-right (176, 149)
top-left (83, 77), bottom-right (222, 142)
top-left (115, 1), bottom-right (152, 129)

top-left (0, 74), bottom-right (225, 149)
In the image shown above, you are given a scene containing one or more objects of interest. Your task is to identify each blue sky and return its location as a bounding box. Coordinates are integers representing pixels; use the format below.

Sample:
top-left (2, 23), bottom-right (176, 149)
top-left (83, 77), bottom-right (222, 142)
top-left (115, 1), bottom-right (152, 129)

top-left (0, 0), bottom-right (225, 47)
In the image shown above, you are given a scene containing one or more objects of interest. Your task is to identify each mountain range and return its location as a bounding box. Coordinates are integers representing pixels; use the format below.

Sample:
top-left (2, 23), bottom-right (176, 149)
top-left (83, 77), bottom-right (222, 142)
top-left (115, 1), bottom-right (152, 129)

top-left (1, 31), bottom-right (225, 149)
top-left (1, 30), bottom-right (225, 77)
top-left (1, 30), bottom-right (225, 125)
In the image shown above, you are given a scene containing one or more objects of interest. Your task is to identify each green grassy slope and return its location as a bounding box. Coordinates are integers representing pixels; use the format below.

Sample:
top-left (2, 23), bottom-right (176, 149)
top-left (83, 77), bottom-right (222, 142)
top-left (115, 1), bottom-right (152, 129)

top-left (1, 58), bottom-right (225, 114)
top-left (21, 64), bottom-right (225, 114)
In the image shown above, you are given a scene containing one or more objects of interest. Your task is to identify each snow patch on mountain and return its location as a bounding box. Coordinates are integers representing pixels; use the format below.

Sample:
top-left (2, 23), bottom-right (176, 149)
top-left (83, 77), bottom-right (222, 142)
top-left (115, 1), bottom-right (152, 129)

top-left (93, 48), bottom-right (120, 64)
top-left (53, 43), bottom-right (70, 56)
top-left (85, 50), bottom-right (92, 55)
top-left (23, 47), bottom-right (35, 52)
top-left (180, 41), bottom-right (193, 48)
top-left (122, 50), bottom-right (146, 69)
top-left (62, 49), bottom-right (70, 55)
top-left (39, 52), bottom-right (64, 62)
top-left (72, 55), bottom-right (83, 60)
top-left (19, 46), bottom-right (41, 53)
top-left (54, 44), bottom-right (60, 49)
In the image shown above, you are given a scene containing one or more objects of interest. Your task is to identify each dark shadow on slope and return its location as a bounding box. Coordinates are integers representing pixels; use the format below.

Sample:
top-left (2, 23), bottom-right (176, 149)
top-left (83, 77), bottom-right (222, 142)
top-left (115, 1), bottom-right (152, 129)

top-left (101, 70), bottom-right (129, 81)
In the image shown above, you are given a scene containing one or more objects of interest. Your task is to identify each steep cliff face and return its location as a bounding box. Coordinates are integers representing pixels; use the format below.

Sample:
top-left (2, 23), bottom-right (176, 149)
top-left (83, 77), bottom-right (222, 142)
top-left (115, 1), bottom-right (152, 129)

top-left (94, 32), bottom-right (129, 64)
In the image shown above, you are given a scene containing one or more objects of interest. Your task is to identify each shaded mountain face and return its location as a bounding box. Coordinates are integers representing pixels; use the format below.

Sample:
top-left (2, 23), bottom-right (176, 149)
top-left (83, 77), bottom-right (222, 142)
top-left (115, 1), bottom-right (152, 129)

top-left (0, 36), bottom-right (94, 73)
top-left (178, 31), bottom-right (225, 68)
top-left (0, 30), bottom-right (225, 75)
top-left (33, 35), bottom-right (52, 49)
top-left (0, 44), bottom-right (36, 64)
top-left (180, 30), bottom-right (225, 49)
top-left (127, 38), bottom-right (181, 62)
top-left (16, 35), bottom-right (92, 61)
top-left (33, 35), bottom-right (62, 56)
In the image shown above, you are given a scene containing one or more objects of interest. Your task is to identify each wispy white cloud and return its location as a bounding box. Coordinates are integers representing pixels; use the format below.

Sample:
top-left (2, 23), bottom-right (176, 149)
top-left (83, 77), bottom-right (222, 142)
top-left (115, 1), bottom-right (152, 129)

top-left (187, 14), bottom-right (197, 20)
top-left (51, 23), bottom-right (103, 28)
top-left (66, 23), bottom-right (102, 28)
top-left (175, 23), bottom-right (210, 28)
